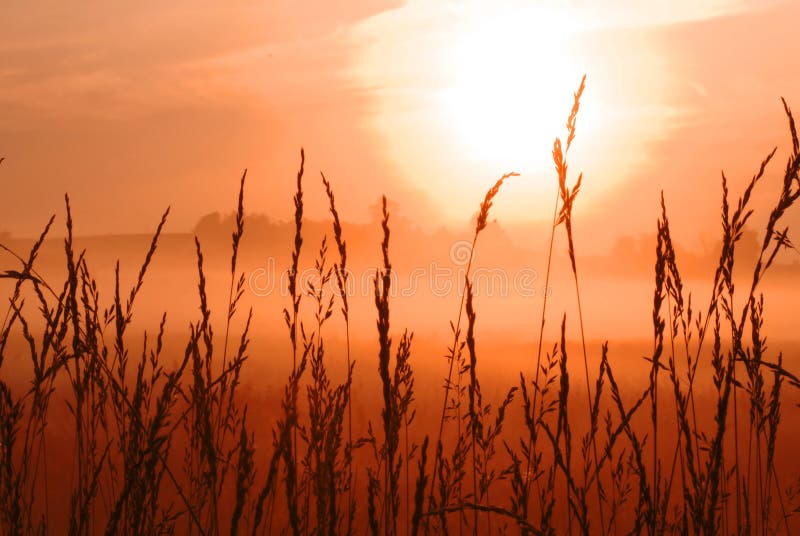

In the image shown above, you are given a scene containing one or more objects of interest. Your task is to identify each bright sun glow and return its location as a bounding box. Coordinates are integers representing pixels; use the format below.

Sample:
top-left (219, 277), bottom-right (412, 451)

top-left (438, 8), bottom-right (588, 170)
top-left (349, 1), bottom-right (658, 222)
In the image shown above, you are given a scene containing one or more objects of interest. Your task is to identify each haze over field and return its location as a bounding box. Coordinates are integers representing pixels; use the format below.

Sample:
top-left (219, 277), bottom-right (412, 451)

top-left (2, 215), bottom-right (800, 342)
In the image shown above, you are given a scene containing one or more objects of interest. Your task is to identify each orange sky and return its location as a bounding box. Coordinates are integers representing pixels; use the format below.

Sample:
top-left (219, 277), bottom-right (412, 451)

top-left (1, 0), bottom-right (799, 252)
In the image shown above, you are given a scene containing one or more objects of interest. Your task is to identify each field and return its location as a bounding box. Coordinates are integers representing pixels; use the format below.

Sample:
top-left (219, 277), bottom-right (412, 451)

top-left (2, 86), bottom-right (800, 535)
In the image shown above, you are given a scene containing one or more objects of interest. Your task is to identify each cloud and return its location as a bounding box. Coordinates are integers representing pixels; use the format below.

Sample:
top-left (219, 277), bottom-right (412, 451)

top-left (0, 1), bottom-right (401, 121)
top-left (564, 0), bottom-right (767, 28)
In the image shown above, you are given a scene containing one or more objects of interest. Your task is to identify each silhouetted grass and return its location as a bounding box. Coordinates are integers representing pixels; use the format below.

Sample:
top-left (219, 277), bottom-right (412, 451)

top-left (1, 82), bottom-right (800, 535)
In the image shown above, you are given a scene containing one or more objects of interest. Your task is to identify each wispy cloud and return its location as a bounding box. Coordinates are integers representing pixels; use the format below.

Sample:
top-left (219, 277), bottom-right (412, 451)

top-left (0, 1), bottom-right (399, 121)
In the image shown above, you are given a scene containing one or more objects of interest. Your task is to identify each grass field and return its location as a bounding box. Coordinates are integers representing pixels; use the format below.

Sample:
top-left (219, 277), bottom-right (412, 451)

top-left (2, 83), bottom-right (800, 535)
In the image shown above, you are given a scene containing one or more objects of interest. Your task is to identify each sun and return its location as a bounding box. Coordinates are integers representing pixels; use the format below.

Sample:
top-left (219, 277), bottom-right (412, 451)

top-left (437, 7), bottom-right (587, 170)
top-left (349, 2), bottom-right (625, 223)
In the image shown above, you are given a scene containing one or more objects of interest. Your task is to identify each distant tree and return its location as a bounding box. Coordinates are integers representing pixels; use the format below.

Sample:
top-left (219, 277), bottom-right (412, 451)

top-left (193, 212), bottom-right (222, 236)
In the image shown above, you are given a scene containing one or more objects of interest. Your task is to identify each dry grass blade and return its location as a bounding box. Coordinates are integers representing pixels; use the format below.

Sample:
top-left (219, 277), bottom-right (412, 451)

top-left (428, 171), bottom-right (516, 524)
top-left (476, 172), bottom-right (518, 233)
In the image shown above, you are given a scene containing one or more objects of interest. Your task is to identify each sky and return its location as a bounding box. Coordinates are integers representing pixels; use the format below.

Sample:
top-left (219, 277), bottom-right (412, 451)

top-left (1, 0), bottom-right (799, 252)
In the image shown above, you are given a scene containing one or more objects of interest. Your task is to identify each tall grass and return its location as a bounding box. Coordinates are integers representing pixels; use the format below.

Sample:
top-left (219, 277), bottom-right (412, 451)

top-left (1, 83), bottom-right (800, 535)
top-left (427, 170), bottom-right (517, 533)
